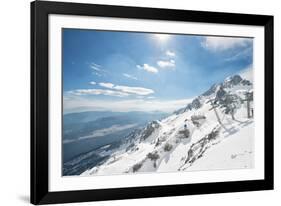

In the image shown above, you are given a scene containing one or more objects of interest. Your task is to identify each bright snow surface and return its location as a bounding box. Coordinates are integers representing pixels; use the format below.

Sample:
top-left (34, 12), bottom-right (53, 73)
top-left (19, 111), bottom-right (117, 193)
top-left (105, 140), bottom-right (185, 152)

top-left (81, 77), bottom-right (254, 176)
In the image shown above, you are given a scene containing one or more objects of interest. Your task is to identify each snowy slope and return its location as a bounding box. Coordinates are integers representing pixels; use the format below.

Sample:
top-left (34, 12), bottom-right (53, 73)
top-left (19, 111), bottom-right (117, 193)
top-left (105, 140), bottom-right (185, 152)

top-left (81, 74), bottom-right (254, 176)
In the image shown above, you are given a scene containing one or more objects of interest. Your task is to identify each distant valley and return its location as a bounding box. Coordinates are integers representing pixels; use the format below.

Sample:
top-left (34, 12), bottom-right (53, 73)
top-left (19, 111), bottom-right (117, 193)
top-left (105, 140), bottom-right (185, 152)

top-left (63, 111), bottom-right (167, 175)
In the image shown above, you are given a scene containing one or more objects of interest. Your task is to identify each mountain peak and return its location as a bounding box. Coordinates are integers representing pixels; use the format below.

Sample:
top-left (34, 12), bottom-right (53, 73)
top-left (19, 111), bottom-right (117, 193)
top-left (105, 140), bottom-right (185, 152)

top-left (174, 73), bottom-right (252, 115)
top-left (222, 74), bottom-right (252, 88)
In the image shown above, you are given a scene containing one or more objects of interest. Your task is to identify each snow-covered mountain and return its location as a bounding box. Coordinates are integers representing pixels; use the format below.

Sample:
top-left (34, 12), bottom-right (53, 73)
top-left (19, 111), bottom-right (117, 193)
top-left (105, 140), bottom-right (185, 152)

top-left (81, 74), bottom-right (254, 176)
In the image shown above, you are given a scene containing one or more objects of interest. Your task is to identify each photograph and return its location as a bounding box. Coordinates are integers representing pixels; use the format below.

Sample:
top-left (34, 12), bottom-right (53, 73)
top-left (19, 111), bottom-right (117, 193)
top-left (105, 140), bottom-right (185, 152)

top-left (29, 1), bottom-right (273, 204)
top-left (62, 29), bottom-right (254, 177)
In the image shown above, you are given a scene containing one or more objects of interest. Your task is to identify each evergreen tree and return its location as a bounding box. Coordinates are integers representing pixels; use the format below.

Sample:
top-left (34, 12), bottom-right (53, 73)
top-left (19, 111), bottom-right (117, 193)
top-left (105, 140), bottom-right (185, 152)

top-left (220, 93), bottom-right (241, 120)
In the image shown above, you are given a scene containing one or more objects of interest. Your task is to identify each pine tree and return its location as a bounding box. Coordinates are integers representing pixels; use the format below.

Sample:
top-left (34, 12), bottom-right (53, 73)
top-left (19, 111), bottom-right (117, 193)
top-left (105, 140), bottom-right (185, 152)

top-left (220, 93), bottom-right (241, 120)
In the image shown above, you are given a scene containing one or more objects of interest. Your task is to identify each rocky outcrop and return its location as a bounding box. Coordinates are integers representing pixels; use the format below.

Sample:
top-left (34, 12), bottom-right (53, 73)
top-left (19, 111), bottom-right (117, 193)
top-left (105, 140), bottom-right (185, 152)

top-left (180, 126), bottom-right (221, 169)
top-left (140, 121), bottom-right (160, 140)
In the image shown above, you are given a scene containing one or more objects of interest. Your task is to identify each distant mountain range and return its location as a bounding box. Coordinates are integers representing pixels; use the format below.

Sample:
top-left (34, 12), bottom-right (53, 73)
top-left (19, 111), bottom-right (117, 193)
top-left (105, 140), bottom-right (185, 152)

top-left (63, 111), bottom-right (168, 173)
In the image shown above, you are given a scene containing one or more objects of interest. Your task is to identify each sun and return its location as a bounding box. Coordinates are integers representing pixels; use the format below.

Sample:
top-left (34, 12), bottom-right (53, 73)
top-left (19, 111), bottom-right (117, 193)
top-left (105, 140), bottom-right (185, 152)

top-left (154, 34), bottom-right (170, 42)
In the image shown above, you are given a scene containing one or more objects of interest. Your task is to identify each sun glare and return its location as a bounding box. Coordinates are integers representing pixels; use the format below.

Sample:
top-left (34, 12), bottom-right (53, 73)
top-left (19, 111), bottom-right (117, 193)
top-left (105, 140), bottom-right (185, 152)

top-left (154, 34), bottom-right (170, 42)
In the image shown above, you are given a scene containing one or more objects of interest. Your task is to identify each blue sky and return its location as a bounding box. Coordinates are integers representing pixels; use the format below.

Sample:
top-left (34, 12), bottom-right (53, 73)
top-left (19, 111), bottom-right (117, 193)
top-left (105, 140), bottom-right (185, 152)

top-left (63, 29), bottom-right (253, 113)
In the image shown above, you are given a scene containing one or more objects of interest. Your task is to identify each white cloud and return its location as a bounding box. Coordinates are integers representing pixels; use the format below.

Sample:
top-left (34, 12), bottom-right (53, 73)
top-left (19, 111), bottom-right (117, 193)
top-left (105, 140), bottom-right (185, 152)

top-left (89, 81), bottom-right (96, 85)
top-left (157, 59), bottom-right (175, 69)
top-left (63, 124), bottom-right (138, 144)
top-left (90, 63), bottom-right (102, 72)
top-left (81, 123), bottom-right (138, 139)
top-left (99, 82), bottom-right (154, 96)
top-left (63, 96), bottom-right (193, 114)
top-left (224, 47), bottom-right (252, 62)
top-left (201, 36), bottom-right (251, 51)
top-left (90, 62), bottom-right (108, 76)
top-left (166, 50), bottom-right (176, 57)
top-left (137, 64), bottom-right (158, 73)
top-left (99, 82), bottom-right (114, 89)
top-left (123, 73), bottom-right (138, 80)
top-left (68, 89), bottom-right (129, 97)
top-left (114, 85), bottom-right (154, 96)
top-left (69, 83), bottom-right (154, 98)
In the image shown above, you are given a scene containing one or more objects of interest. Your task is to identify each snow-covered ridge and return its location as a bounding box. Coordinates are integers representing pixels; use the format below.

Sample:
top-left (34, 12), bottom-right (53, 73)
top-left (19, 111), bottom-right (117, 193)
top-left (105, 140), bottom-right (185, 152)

top-left (81, 74), bottom-right (254, 176)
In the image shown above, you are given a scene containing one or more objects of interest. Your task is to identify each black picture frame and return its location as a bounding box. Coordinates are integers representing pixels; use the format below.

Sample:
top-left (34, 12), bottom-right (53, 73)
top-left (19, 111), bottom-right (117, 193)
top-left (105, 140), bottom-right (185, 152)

top-left (31, 0), bottom-right (274, 205)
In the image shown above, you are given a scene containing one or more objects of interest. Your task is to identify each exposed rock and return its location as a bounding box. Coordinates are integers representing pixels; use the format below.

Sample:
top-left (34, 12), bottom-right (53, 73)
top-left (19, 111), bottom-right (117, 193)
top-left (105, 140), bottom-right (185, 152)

top-left (215, 86), bottom-right (227, 104)
top-left (223, 75), bottom-right (242, 88)
top-left (241, 79), bottom-right (252, 86)
top-left (191, 98), bottom-right (202, 109)
top-left (181, 126), bottom-right (221, 168)
top-left (202, 83), bottom-right (218, 96)
top-left (141, 121), bottom-right (160, 140)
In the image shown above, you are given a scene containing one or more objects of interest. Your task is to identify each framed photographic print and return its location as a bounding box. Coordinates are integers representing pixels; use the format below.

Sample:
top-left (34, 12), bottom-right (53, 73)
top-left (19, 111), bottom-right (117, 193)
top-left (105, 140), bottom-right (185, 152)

top-left (31, 0), bottom-right (274, 204)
